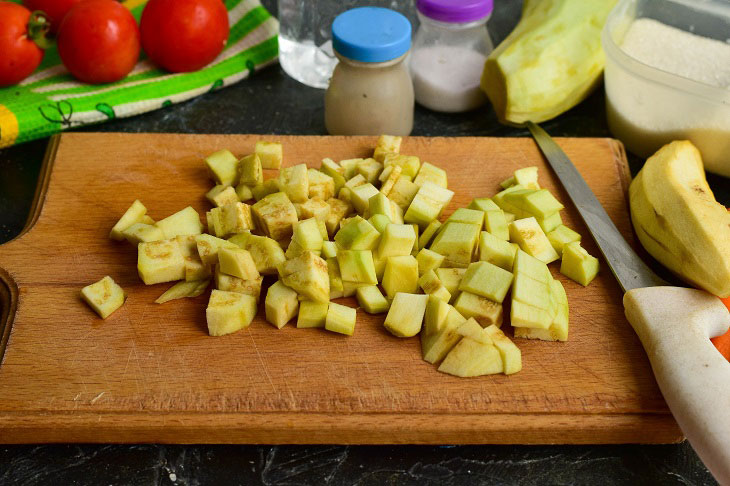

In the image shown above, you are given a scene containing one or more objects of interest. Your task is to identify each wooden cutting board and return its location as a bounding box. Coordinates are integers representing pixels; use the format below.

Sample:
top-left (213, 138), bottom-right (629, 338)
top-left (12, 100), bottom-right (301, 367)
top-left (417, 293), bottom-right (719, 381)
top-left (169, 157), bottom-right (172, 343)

top-left (0, 133), bottom-right (681, 444)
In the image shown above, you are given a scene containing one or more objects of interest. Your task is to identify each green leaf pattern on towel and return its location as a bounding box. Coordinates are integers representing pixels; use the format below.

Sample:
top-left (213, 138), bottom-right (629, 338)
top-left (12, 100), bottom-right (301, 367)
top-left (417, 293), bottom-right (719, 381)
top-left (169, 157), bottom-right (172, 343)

top-left (38, 101), bottom-right (73, 126)
top-left (96, 103), bottom-right (116, 120)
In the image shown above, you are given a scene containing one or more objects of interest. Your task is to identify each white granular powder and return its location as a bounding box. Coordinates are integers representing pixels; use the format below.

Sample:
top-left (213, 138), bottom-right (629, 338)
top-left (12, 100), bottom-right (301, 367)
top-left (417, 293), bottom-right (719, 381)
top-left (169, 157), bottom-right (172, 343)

top-left (606, 17), bottom-right (730, 176)
top-left (410, 46), bottom-right (487, 113)
top-left (620, 18), bottom-right (730, 89)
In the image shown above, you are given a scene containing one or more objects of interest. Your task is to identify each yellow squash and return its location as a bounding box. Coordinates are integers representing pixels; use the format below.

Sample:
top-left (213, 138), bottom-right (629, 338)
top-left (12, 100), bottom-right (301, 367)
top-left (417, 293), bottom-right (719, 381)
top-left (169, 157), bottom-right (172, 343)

top-left (629, 141), bottom-right (730, 297)
top-left (481, 0), bottom-right (616, 124)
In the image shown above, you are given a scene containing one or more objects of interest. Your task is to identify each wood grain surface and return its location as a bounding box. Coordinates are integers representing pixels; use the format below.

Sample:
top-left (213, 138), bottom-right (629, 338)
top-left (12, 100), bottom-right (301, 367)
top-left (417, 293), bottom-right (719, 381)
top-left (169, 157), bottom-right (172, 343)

top-left (0, 133), bottom-right (681, 444)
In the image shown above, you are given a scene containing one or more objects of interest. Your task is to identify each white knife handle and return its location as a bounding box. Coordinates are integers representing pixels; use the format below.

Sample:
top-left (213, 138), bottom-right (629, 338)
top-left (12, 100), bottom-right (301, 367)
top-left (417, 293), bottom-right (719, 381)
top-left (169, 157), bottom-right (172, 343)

top-left (624, 287), bottom-right (730, 484)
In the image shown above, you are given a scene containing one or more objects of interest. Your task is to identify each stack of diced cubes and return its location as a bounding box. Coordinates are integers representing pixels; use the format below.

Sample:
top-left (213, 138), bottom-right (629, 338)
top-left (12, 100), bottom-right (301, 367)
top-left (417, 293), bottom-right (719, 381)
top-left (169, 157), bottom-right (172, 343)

top-left (104, 135), bottom-right (600, 379)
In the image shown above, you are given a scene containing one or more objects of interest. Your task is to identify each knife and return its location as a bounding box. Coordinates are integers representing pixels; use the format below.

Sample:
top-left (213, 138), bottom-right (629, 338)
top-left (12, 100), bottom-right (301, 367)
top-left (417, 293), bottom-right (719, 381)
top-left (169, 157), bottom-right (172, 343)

top-left (527, 122), bottom-right (730, 484)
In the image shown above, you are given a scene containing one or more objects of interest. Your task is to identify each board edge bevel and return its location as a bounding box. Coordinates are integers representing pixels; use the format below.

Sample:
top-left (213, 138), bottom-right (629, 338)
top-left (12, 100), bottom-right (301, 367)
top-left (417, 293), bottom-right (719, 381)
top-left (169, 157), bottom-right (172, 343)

top-left (0, 410), bottom-right (683, 445)
top-left (0, 134), bottom-right (61, 368)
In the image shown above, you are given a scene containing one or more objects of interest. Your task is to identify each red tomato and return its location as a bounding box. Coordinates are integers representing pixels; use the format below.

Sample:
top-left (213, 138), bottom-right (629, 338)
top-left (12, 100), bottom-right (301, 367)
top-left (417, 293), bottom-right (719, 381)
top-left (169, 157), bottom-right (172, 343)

top-left (57, 0), bottom-right (140, 84)
top-left (0, 2), bottom-right (45, 87)
top-left (141, 0), bottom-right (229, 73)
top-left (22, 0), bottom-right (85, 33)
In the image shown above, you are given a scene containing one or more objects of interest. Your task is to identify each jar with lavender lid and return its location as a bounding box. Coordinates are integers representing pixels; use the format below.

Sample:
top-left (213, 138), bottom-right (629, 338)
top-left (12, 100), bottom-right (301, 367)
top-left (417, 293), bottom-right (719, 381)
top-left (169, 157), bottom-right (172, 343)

top-left (410, 0), bottom-right (494, 113)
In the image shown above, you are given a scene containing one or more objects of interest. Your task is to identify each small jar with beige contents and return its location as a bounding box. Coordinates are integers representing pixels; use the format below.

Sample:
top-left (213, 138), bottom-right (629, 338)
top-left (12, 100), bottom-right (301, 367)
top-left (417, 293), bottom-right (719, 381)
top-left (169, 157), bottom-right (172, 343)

top-left (325, 7), bottom-right (414, 136)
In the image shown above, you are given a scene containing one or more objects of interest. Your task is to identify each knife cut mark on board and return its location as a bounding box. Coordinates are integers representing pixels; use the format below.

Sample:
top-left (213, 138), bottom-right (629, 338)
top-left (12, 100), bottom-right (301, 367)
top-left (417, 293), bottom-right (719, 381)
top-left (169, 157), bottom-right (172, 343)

top-left (248, 331), bottom-right (275, 392)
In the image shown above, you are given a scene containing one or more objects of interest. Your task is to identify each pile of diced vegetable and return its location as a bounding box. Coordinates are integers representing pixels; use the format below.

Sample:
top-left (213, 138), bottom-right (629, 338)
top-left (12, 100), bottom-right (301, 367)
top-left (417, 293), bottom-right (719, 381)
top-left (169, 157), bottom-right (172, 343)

top-left (80, 136), bottom-right (600, 378)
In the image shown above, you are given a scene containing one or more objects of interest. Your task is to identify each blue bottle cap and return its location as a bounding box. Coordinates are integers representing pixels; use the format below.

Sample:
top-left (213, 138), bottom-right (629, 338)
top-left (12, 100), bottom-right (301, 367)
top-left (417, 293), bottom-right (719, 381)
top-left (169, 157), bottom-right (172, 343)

top-left (332, 7), bottom-right (412, 63)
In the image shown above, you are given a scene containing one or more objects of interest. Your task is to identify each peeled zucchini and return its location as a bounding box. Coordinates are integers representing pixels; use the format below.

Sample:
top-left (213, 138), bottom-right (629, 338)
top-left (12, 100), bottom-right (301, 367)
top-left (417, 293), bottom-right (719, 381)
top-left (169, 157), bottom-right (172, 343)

top-left (481, 0), bottom-right (616, 124)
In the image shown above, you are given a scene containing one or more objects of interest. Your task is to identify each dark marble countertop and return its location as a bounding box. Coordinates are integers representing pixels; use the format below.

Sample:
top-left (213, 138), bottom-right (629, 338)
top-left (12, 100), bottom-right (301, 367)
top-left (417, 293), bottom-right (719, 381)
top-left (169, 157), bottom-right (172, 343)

top-left (0, 0), bottom-right (725, 484)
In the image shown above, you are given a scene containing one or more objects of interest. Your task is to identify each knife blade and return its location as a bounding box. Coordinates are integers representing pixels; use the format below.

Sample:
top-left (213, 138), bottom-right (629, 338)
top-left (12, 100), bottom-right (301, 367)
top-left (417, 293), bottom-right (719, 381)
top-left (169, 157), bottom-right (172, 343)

top-left (527, 121), bottom-right (730, 483)
top-left (525, 121), bottom-right (666, 292)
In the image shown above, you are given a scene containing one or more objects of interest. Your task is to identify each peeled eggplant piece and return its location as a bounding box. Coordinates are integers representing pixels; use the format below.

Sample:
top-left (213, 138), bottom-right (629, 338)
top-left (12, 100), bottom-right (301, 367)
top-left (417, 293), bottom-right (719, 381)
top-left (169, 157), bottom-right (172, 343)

top-left (629, 141), bottom-right (730, 297)
top-left (481, 0), bottom-right (616, 124)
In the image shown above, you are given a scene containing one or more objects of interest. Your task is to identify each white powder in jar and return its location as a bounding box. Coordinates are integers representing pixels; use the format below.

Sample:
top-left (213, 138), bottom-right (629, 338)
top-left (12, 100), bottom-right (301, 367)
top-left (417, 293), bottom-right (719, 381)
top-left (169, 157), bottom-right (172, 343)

top-left (606, 17), bottom-right (730, 176)
top-left (410, 45), bottom-right (487, 113)
top-left (620, 18), bottom-right (730, 89)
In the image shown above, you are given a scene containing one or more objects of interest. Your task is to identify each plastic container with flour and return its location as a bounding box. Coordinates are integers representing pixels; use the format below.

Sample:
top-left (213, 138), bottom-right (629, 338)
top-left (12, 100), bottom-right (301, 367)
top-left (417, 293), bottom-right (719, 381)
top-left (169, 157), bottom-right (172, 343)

top-left (603, 0), bottom-right (730, 177)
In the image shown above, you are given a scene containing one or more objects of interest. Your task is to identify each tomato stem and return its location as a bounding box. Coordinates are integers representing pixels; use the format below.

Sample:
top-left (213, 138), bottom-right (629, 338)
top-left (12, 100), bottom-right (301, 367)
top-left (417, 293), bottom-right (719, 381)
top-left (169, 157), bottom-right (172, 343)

top-left (27, 11), bottom-right (54, 50)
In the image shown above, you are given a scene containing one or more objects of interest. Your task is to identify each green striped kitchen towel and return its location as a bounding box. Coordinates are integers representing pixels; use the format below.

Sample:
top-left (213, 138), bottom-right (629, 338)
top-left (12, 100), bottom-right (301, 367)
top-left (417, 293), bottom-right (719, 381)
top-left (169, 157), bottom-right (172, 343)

top-left (0, 0), bottom-right (279, 149)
